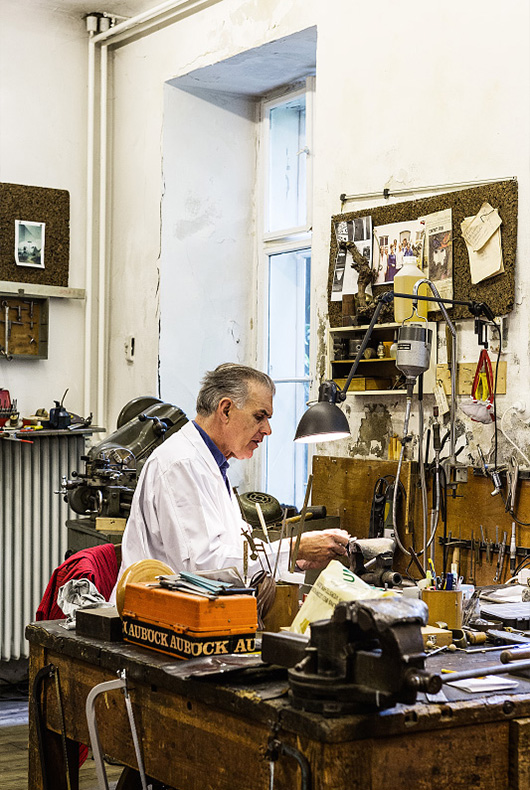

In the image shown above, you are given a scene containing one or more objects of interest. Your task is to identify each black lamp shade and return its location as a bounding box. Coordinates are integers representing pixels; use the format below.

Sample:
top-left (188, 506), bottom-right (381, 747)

top-left (294, 401), bottom-right (351, 443)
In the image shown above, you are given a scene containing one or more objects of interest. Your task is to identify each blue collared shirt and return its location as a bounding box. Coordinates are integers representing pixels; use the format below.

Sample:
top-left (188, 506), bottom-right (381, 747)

top-left (192, 421), bottom-right (231, 494)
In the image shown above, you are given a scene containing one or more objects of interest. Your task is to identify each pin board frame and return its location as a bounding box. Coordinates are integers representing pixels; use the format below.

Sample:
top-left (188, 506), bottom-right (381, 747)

top-left (327, 178), bottom-right (518, 327)
top-left (0, 182), bottom-right (70, 288)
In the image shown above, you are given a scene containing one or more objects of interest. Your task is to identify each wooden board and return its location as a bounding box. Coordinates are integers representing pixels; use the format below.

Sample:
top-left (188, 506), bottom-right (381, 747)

top-left (311, 456), bottom-right (417, 537)
top-left (436, 361), bottom-right (506, 395)
top-left (312, 455), bottom-right (530, 586)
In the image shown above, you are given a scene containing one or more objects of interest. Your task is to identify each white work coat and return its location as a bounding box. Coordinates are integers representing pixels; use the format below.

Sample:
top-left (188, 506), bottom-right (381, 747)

top-left (115, 421), bottom-right (291, 587)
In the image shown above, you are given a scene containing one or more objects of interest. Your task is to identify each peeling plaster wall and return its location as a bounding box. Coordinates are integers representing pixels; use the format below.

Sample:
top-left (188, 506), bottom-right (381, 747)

top-left (309, 0), bottom-right (530, 469)
top-left (158, 85), bottom-right (256, 420)
top-left (105, 0), bottom-right (317, 430)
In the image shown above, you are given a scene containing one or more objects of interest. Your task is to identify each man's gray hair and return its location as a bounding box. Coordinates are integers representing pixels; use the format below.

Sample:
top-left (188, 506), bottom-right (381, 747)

top-left (196, 363), bottom-right (275, 416)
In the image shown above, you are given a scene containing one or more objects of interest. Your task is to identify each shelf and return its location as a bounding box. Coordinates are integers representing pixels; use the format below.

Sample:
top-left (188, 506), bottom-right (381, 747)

top-left (327, 321), bottom-right (437, 395)
top-left (0, 281), bottom-right (85, 299)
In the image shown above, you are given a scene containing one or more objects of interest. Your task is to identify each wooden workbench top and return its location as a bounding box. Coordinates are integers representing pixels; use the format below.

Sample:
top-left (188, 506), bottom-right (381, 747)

top-left (25, 620), bottom-right (530, 744)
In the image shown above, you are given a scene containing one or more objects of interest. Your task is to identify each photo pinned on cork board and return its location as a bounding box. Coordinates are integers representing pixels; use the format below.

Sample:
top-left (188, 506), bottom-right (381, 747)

top-left (15, 220), bottom-right (45, 269)
top-left (331, 215), bottom-right (372, 301)
top-left (372, 218), bottom-right (425, 285)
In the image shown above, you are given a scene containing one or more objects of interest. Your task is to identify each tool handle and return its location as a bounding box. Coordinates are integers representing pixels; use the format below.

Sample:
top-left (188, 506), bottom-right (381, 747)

top-left (501, 647), bottom-right (530, 663)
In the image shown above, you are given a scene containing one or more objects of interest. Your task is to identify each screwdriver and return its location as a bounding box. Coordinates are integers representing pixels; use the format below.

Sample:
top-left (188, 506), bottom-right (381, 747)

top-left (494, 531), bottom-right (507, 583)
top-left (510, 522), bottom-right (517, 577)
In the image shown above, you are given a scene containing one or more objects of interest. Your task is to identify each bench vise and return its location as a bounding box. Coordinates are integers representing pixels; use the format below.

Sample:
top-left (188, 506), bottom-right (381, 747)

top-left (262, 597), bottom-right (441, 715)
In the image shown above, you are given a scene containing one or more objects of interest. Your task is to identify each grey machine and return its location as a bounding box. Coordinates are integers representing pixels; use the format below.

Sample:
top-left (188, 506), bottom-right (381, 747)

top-left (61, 397), bottom-right (187, 550)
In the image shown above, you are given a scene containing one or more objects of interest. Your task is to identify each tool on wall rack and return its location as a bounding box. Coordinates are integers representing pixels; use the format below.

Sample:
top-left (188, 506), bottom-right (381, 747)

top-left (439, 533), bottom-right (530, 583)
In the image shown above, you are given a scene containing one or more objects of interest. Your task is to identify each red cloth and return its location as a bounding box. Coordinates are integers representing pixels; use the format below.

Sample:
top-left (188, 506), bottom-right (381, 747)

top-left (35, 543), bottom-right (119, 767)
top-left (36, 543), bottom-right (118, 621)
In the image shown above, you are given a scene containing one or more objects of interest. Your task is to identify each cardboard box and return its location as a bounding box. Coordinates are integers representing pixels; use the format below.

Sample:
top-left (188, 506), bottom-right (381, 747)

top-left (122, 582), bottom-right (258, 660)
top-left (334, 377), bottom-right (392, 391)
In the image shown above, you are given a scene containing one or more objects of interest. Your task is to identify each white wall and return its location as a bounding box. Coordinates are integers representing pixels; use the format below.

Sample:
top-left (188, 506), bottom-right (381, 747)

top-left (2, 0), bottom-right (529, 468)
top-left (159, 85), bottom-right (257, 419)
top-left (0, 1), bottom-right (88, 420)
top-left (105, 0), bottom-right (318, 429)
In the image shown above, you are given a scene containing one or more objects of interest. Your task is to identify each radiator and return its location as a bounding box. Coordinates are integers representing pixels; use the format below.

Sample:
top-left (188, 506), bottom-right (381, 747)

top-left (1, 433), bottom-right (87, 661)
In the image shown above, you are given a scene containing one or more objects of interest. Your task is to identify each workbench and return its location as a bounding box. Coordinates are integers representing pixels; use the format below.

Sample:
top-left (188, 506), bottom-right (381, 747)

top-left (26, 620), bottom-right (530, 790)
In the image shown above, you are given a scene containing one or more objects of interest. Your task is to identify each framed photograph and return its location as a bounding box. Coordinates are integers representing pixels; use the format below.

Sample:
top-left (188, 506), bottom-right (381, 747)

top-left (15, 220), bottom-right (45, 269)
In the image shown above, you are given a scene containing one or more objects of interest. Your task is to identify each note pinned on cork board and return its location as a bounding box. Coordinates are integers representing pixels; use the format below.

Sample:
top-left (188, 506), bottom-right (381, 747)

top-left (461, 202), bottom-right (504, 284)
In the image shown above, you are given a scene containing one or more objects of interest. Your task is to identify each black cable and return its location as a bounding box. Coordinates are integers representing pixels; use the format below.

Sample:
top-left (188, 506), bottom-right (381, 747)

top-left (514, 554), bottom-right (530, 575)
top-left (498, 489), bottom-right (530, 527)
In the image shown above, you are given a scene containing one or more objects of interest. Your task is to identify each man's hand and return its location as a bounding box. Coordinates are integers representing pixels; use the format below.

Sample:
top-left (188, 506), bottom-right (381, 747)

top-left (295, 529), bottom-right (350, 570)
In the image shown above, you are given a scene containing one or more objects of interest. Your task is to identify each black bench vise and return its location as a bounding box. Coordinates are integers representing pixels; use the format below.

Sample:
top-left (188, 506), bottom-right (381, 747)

top-left (262, 597), bottom-right (441, 715)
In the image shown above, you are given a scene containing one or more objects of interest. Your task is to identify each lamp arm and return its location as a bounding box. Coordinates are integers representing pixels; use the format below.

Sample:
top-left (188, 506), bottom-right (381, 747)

top-left (412, 278), bottom-right (457, 464)
top-left (340, 294), bottom-right (392, 399)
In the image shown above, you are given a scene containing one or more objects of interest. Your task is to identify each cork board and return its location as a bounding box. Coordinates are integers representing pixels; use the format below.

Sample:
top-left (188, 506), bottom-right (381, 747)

top-left (0, 182), bottom-right (70, 287)
top-left (328, 178), bottom-right (517, 327)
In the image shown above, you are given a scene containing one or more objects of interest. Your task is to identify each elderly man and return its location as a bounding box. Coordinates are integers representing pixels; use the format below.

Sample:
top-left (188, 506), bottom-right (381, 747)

top-left (116, 363), bottom-right (349, 583)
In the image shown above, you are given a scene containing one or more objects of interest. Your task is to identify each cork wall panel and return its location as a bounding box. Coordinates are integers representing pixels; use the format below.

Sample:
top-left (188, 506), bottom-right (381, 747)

top-left (328, 179), bottom-right (517, 327)
top-left (0, 182), bottom-right (70, 287)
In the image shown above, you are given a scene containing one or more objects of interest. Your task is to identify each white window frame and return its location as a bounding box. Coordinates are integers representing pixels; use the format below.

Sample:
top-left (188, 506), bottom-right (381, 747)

top-left (254, 77), bottom-right (315, 495)
top-left (261, 77), bottom-right (314, 242)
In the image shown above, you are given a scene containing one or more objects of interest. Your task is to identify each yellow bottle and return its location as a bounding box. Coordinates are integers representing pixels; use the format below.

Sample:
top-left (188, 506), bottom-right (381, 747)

top-left (393, 261), bottom-right (429, 323)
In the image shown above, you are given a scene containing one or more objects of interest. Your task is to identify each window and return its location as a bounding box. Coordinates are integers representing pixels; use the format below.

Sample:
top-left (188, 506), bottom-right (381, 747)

top-left (259, 80), bottom-right (313, 508)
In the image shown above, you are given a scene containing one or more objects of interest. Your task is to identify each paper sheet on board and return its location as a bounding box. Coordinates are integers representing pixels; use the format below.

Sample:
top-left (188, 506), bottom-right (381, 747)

top-left (445, 675), bottom-right (518, 693)
top-left (461, 202), bottom-right (502, 252)
top-left (421, 208), bottom-right (453, 304)
top-left (461, 203), bottom-right (504, 284)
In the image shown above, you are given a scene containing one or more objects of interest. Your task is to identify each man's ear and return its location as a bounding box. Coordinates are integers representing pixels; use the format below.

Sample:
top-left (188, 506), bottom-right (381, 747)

top-left (218, 397), bottom-right (232, 423)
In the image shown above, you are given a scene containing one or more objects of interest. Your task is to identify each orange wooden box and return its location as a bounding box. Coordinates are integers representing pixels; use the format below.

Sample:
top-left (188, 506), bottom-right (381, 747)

top-left (122, 582), bottom-right (258, 660)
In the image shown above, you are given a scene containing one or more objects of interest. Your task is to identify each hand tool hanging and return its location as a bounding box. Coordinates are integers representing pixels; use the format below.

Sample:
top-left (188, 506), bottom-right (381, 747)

top-left (460, 348), bottom-right (495, 424)
top-left (265, 725), bottom-right (312, 790)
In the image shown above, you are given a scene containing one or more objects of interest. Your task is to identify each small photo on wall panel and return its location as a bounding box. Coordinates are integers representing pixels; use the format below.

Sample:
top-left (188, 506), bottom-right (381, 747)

top-left (15, 220), bottom-right (45, 269)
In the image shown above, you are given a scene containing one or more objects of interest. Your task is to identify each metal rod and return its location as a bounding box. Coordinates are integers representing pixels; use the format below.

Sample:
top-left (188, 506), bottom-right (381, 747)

top-left (340, 176), bottom-right (516, 204)
top-left (442, 658), bottom-right (530, 684)
top-left (393, 291), bottom-right (474, 308)
top-left (289, 474), bottom-right (313, 573)
top-left (273, 510), bottom-right (287, 580)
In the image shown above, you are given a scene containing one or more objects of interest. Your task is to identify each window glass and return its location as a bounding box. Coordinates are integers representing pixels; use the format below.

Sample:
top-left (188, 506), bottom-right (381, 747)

top-left (265, 381), bottom-right (309, 508)
top-left (267, 97), bottom-right (307, 233)
top-left (268, 250), bottom-right (310, 379)
top-left (266, 249), bottom-right (310, 508)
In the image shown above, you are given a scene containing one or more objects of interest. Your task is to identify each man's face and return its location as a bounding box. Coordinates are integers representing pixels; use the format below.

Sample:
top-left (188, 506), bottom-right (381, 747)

top-left (223, 382), bottom-right (273, 460)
